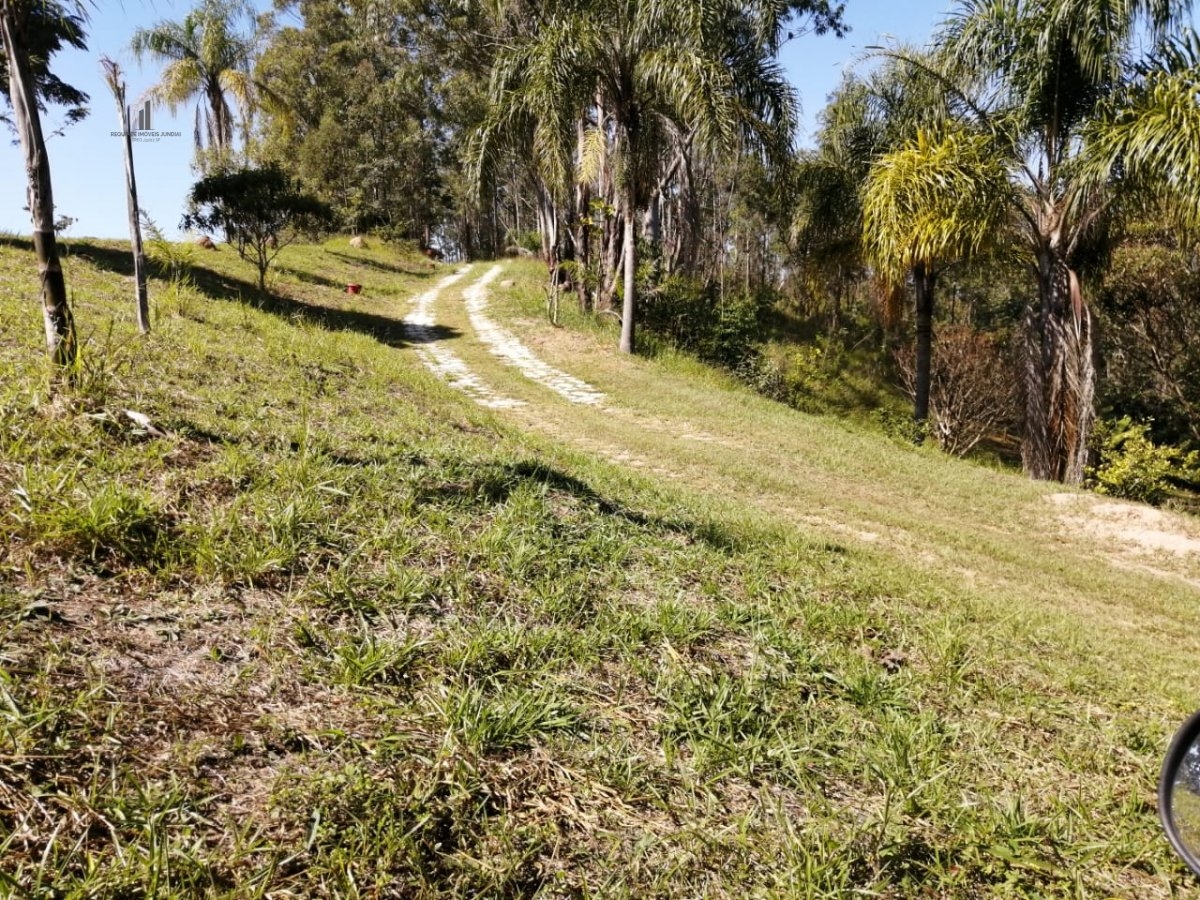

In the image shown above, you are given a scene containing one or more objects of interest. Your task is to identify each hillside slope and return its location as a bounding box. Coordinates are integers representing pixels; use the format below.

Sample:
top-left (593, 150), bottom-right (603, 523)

top-left (1, 236), bottom-right (1198, 898)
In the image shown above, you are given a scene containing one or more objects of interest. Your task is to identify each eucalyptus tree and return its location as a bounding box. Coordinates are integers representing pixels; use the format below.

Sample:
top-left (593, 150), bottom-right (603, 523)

top-left (477, 0), bottom-right (836, 353)
top-left (1, 0), bottom-right (90, 376)
top-left (131, 0), bottom-right (257, 165)
top-left (256, 0), bottom-right (489, 244)
top-left (888, 0), bottom-right (1194, 483)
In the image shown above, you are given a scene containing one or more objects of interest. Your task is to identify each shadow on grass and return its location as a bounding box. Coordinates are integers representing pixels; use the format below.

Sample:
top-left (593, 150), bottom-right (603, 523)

top-left (274, 264), bottom-right (349, 292)
top-left (50, 239), bottom-right (460, 349)
top-left (326, 249), bottom-right (437, 278)
top-left (422, 457), bottom-right (768, 554)
top-left (0, 235), bottom-right (33, 252)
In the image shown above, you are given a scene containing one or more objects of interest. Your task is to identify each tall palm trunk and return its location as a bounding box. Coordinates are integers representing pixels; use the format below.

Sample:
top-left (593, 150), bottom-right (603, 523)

top-left (1, 5), bottom-right (77, 374)
top-left (1022, 250), bottom-right (1095, 484)
top-left (913, 262), bottom-right (937, 429)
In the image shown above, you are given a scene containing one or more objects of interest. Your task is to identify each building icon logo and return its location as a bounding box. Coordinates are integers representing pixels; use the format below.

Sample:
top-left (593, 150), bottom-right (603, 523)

top-left (134, 101), bottom-right (151, 132)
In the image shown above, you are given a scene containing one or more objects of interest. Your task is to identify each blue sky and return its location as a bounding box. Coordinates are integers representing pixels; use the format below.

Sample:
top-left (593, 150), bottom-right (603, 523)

top-left (1, 0), bottom-right (954, 239)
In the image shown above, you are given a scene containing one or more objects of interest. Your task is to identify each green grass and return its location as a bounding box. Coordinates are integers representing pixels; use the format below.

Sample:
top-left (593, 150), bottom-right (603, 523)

top-left (0, 236), bottom-right (1198, 897)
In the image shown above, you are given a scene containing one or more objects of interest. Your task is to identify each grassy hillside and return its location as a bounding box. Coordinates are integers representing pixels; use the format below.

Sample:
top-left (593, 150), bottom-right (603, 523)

top-left (1, 235), bottom-right (1198, 898)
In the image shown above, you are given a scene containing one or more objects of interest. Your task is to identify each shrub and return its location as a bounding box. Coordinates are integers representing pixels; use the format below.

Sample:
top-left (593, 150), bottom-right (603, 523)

top-left (895, 326), bottom-right (1018, 456)
top-left (641, 276), bottom-right (767, 370)
top-left (1086, 417), bottom-right (1198, 505)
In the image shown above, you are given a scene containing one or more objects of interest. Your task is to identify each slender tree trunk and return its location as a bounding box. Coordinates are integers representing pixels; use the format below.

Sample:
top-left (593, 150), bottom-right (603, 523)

top-left (2, 6), bottom-right (77, 375)
top-left (913, 262), bottom-right (937, 429)
top-left (680, 150), bottom-right (699, 274)
top-left (601, 210), bottom-right (622, 311)
top-left (645, 191), bottom-right (661, 246)
top-left (619, 186), bottom-right (637, 354)
top-left (571, 120), bottom-right (593, 311)
top-left (103, 60), bottom-right (150, 333)
top-left (535, 180), bottom-right (552, 263)
top-left (574, 182), bottom-right (592, 311)
top-left (598, 143), bottom-right (621, 310)
top-left (123, 112), bottom-right (150, 333)
top-left (1022, 250), bottom-right (1095, 484)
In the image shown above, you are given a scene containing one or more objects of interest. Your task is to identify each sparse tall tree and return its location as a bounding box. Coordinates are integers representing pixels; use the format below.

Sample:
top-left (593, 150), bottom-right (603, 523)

top-left (1, 0), bottom-right (90, 376)
top-left (100, 56), bottom-right (149, 334)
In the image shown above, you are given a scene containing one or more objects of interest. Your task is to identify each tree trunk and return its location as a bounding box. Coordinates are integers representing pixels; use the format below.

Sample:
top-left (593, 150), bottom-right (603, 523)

top-left (913, 262), bottom-right (937, 429)
top-left (104, 62), bottom-right (151, 334)
top-left (601, 209), bottom-right (622, 311)
top-left (645, 191), bottom-right (661, 246)
top-left (2, 6), bottom-right (77, 375)
top-left (619, 187), bottom-right (637, 354)
top-left (535, 180), bottom-right (553, 264)
top-left (573, 180), bottom-right (593, 311)
top-left (571, 120), bottom-right (594, 311)
top-left (1022, 250), bottom-right (1095, 484)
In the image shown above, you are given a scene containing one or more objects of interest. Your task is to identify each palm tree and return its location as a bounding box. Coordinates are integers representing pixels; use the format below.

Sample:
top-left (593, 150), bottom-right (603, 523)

top-left (862, 128), bottom-right (1010, 426)
top-left (130, 0), bottom-right (255, 163)
top-left (477, 0), bottom-right (818, 353)
top-left (881, 0), bottom-right (1192, 483)
top-left (1088, 30), bottom-right (1200, 225)
top-left (1, 0), bottom-right (90, 376)
top-left (792, 58), bottom-right (945, 337)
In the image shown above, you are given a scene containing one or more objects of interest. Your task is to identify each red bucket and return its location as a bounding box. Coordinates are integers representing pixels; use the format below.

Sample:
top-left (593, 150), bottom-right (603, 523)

top-left (346, 283), bottom-right (362, 294)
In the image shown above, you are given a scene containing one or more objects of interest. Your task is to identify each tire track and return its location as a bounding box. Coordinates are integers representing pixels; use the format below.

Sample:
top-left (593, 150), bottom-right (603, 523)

top-left (403, 268), bottom-right (524, 409)
top-left (464, 265), bottom-right (605, 406)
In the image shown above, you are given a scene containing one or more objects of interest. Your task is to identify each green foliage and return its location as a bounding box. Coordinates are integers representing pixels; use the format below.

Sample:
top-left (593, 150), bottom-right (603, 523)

top-left (746, 338), bottom-right (905, 423)
top-left (1086, 417), bottom-right (1198, 505)
top-left (641, 276), bottom-right (767, 370)
top-left (12, 471), bottom-right (168, 565)
top-left (181, 164), bottom-right (330, 289)
top-left (0, 0), bottom-right (90, 126)
top-left (254, 0), bottom-right (472, 239)
top-left (1095, 231), bottom-right (1200, 445)
top-left (864, 128), bottom-right (1011, 284)
top-left (872, 406), bottom-right (930, 444)
top-left (514, 229), bottom-right (542, 254)
top-left (141, 213), bottom-right (197, 285)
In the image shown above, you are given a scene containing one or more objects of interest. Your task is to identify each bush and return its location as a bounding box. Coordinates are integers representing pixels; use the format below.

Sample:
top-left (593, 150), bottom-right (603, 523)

top-left (641, 276), bottom-right (767, 370)
top-left (871, 407), bottom-right (929, 445)
top-left (1095, 238), bottom-right (1200, 445)
top-left (744, 340), bottom-right (902, 421)
top-left (516, 230), bottom-right (543, 254)
top-left (1086, 417), bottom-right (1198, 505)
top-left (895, 326), bottom-right (1019, 457)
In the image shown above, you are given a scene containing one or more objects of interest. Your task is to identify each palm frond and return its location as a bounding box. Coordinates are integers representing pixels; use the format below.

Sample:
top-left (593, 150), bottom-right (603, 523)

top-left (140, 58), bottom-right (202, 115)
top-left (863, 128), bottom-right (1013, 284)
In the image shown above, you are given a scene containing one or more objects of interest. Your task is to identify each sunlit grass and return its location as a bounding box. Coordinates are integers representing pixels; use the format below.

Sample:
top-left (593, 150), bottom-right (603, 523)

top-left (0, 237), bottom-right (1196, 897)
